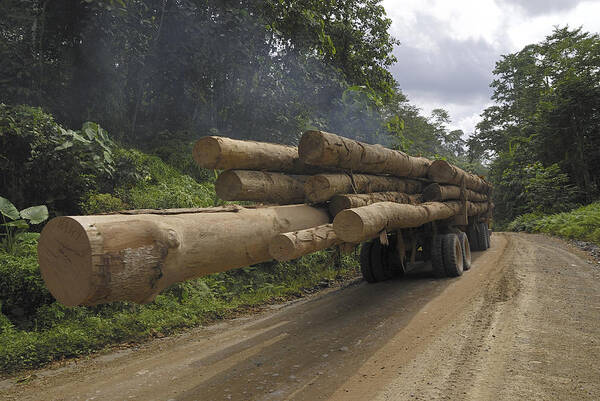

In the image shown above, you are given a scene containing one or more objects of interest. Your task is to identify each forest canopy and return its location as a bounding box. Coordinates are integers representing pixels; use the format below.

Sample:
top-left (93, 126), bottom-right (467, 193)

top-left (472, 27), bottom-right (600, 226)
top-left (0, 0), bottom-right (474, 161)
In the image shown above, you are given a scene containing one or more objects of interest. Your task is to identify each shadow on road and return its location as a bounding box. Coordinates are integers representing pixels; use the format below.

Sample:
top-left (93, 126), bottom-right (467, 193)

top-left (177, 251), bottom-right (488, 400)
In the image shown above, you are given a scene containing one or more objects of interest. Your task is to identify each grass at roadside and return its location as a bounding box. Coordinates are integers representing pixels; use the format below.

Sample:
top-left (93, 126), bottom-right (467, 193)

top-left (0, 234), bottom-right (359, 374)
top-left (507, 201), bottom-right (600, 245)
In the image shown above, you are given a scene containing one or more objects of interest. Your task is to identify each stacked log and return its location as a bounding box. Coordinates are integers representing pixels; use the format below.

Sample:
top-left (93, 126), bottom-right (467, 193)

top-left (298, 130), bottom-right (431, 177)
top-left (38, 131), bottom-right (492, 306)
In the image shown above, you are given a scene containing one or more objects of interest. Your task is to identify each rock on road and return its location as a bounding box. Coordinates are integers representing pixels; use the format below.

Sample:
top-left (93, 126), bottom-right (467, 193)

top-left (2, 233), bottom-right (599, 400)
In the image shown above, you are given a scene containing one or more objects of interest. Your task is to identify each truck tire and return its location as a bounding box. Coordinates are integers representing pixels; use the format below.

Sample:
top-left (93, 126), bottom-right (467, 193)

top-left (467, 224), bottom-right (480, 251)
top-left (360, 241), bottom-right (377, 283)
top-left (360, 239), bottom-right (394, 283)
top-left (442, 233), bottom-right (464, 277)
top-left (457, 231), bottom-right (472, 270)
top-left (477, 222), bottom-right (489, 250)
top-left (430, 234), bottom-right (446, 278)
top-left (371, 240), bottom-right (394, 281)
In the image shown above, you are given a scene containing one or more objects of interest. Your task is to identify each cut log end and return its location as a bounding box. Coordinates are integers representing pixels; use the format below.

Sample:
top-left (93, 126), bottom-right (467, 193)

top-left (214, 170), bottom-right (244, 200)
top-left (268, 235), bottom-right (297, 261)
top-left (422, 183), bottom-right (443, 201)
top-left (193, 136), bottom-right (221, 169)
top-left (332, 210), bottom-right (365, 244)
top-left (298, 130), bottom-right (325, 164)
top-left (428, 160), bottom-right (454, 183)
top-left (37, 217), bottom-right (93, 307)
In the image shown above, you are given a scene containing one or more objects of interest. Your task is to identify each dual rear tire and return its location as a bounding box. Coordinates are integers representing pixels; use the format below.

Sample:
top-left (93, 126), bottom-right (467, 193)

top-left (360, 239), bottom-right (400, 283)
top-left (468, 222), bottom-right (490, 251)
top-left (360, 230), bottom-right (476, 282)
top-left (431, 232), bottom-right (467, 278)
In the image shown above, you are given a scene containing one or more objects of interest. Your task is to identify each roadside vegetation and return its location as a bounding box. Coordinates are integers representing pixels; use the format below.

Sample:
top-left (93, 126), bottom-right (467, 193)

top-left (508, 202), bottom-right (600, 245)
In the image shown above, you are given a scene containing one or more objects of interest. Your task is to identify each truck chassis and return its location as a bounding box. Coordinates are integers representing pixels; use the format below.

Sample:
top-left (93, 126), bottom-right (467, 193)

top-left (360, 216), bottom-right (491, 282)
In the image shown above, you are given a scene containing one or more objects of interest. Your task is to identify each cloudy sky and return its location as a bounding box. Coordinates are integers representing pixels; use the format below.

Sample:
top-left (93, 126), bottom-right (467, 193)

top-left (382, 0), bottom-right (600, 134)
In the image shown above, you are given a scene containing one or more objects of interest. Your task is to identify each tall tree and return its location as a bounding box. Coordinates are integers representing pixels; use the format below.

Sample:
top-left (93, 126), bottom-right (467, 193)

top-left (472, 26), bottom-right (600, 223)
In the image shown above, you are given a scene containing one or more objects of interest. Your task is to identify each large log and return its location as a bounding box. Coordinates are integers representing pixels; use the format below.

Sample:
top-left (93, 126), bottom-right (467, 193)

top-left (333, 201), bottom-right (489, 243)
top-left (427, 160), bottom-right (490, 193)
top-left (193, 136), bottom-right (323, 174)
top-left (328, 192), bottom-right (423, 217)
top-left (468, 201), bottom-right (490, 216)
top-left (299, 130), bottom-right (431, 178)
top-left (37, 205), bottom-right (330, 306)
top-left (269, 224), bottom-right (342, 261)
top-left (422, 183), bottom-right (488, 202)
top-left (304, 174), bottom-right (423, 203)
top-left (215, 170), bottom-right (307, 204)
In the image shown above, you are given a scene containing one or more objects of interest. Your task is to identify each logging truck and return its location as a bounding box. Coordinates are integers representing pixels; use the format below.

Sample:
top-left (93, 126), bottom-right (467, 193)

top-left (37, 130), bottom-right (492, 307)
top-left (355, 208), bottom-right (492, 284)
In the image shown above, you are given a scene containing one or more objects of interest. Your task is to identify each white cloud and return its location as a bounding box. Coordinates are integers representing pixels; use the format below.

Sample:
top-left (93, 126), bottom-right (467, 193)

top-left (382, 0), bottom-right (600, 135)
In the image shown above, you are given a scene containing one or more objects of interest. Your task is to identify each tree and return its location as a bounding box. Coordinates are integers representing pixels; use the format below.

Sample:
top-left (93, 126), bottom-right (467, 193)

top-left (472, 26), bottom-right (600, 223)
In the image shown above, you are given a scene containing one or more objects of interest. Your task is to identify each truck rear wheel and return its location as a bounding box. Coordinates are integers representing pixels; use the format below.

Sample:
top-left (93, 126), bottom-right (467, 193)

top-left (467, 224), bottom-right (481, 251)
top-left (430, 234), bottom-right (446, 278)
top-left (477, 222), bottom-right (489, 250)
top-left (360, 241), bottom-right (377, 283)
top-left (442, 233), bottom-right (464, 277)
top-left (457, 231), bottom-right (472, 270)
top-left (360, 239), bottom-right (395, 283)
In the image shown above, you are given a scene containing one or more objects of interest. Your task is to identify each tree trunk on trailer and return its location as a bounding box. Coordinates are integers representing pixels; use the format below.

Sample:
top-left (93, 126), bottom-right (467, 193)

top-left (427, 160), bottom-right (490, 193)
top-left (215, 170), bottom-right (308, 204)
top-left (299, 130), bottom-right (431, 178)
top-left (269, 224), bottom-right (342, 261)
top-left (193, 136), bottom-right (325, 174)
top-left (37, 205), bottom-right (330, 306)
top-left (328, 192), bottom-right (423, 217)
top-left (333, 201), bottom-right (489, 243)
top-left (423, 183), bottom-right (488, 202)
top-left (304, 174), bottom-right (423, 203)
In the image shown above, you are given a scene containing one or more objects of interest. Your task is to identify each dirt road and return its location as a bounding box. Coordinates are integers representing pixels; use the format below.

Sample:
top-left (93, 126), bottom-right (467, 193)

top-left (2, 233), bottom-right (599, 400)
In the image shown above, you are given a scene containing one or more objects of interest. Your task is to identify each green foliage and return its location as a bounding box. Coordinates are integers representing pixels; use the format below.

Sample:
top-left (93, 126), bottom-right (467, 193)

top-left (523, 163), bottom-right (579, 214)
top-left (147, 131), bottom-right (213, 183)
top-left (507, 212), bottom-right (545, 232)
top-left (508, 202), bottom-right (600, 245)
top-left (0, 0), bottom-right (400, 147)
top-left (0, 233), bottom-right (54, 319)
top-left (0, 235), bottom-right (359, 373)
top-left (80, 193), bottom-right (126, 214)
top-left (0, 196), bottom-right (48, 254)
top-left (112, 148), bottom-right (214, 209)
top-left (472, 27), bottom-right (600, 223)
top-left (0, 104), bottom-right (115, 214)
top-left (0, 308), bottom-right (13, 333)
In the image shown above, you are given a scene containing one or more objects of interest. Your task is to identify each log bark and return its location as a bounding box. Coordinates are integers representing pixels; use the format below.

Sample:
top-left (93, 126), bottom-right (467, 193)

top-left (269, 224), bottom-right (342, 261)
top-left (468, 201), bottom-right (490, 216)
top-left (328, 192), bottom-right (422, 217)
top-left (193, 136), bottom-right (323, 174)
top-left (333, 201), bottom-right (462, 243)
top-left (299, 130), bottom-right (431, 178)
top-left (427, 160), bottom-right (490, 193)
top-left (422, 183), bottom-right (488, 202)
top-left (215, 170), bottom-right (307, 204)
top-left (37, 205), bottom-right (330, 306)
top-left (333, 201), bottom-right (490, 243)
top-left (304, 174), bottom-right (423, 203)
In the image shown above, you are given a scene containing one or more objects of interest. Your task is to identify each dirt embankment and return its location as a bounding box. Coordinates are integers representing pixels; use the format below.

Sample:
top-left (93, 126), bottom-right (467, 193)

top-left (1, 232), bottom-right (599, 400)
